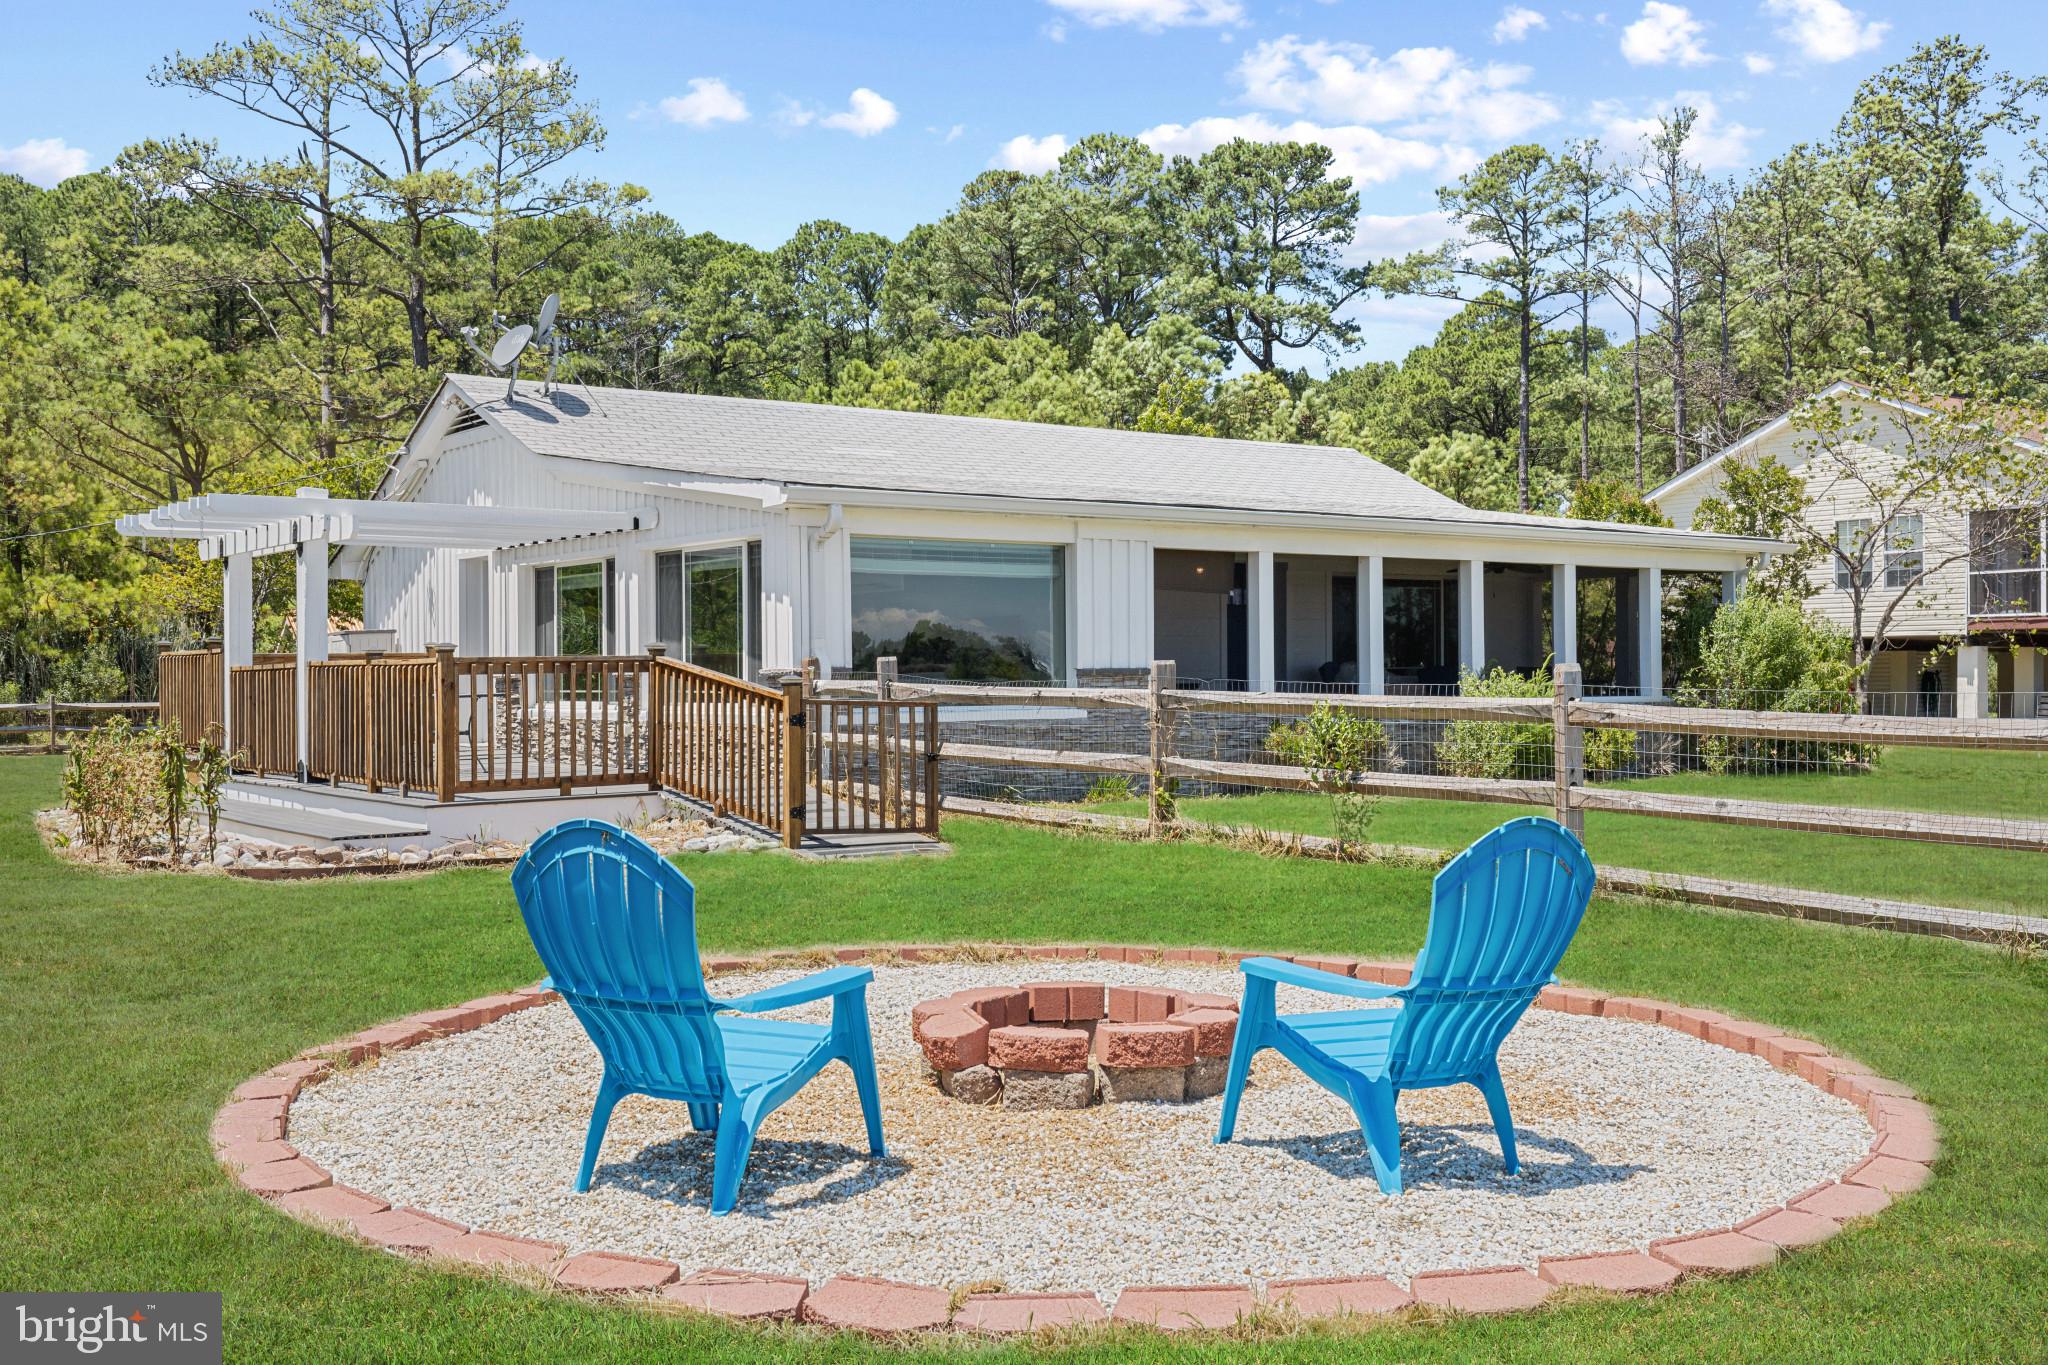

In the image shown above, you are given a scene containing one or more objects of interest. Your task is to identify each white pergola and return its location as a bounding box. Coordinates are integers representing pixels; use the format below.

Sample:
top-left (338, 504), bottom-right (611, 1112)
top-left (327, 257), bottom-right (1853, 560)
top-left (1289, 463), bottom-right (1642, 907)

top-left (118, 486), bottom-right (656, 777)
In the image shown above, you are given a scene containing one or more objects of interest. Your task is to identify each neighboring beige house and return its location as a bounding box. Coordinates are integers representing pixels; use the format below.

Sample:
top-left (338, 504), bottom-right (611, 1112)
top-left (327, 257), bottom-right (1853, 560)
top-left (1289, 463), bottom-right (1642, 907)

top-left (1654, 381), bottom-right (2047, 716)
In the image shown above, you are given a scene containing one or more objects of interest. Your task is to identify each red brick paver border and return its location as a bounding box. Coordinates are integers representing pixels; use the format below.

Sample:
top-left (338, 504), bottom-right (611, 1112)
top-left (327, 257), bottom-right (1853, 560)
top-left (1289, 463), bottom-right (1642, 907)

top-left (1112, 1284), bottom-right (1257, 1331)
top-left (1409, 1266), bottom-right (1553, 1314)
top-left (1537, 1251), bottom-right (1682, 1294)
top-left (803, 1275), bottom-right (951, 1334)
top-left (955, 1292), bottom-right (1107, 1333)
top-left (665, 1269), bottom-right (811, 1321)
top-left (1267, 1275), bottom-right (1412, 1317)
top-left (554, 1251), bottom-right (681, 1293)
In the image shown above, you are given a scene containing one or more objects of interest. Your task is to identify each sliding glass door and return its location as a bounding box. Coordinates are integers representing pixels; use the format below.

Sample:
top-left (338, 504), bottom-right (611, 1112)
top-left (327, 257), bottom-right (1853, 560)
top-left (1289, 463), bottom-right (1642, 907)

top-left (655, 543), bottom-right (761, 681)
top-left (533, 559), bottom-right (615, 655)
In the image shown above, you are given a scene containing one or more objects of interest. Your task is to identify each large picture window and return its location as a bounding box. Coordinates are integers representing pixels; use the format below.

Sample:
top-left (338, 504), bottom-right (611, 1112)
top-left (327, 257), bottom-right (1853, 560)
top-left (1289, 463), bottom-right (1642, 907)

top-left (654, 543), bottom-right (761, 680)
top-left (533, 559), bottom-right (614, 655)
top-left (850, 537), bottom-right (1066, 680)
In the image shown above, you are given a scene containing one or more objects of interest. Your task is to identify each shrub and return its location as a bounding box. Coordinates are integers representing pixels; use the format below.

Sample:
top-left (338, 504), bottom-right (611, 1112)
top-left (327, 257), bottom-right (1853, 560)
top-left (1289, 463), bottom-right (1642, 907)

top-left (1583, 725), bottom-right (1640, 776)
top-left (1082, 774), bottom-right (1135, 804)
top-left (1438, 667), bottom-right (1553, 780)
top-left (1267, 702), bottom-right (1391, 855)
top-left (61, 720), bottom-right (165, 858)
top-left (1678, 596), bottom-right (1870, 773)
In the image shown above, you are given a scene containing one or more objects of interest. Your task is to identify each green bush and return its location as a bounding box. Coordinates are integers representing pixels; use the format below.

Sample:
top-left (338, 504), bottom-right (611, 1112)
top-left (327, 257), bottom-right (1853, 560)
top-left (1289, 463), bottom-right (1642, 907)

top-left (1266, 702), bottom-right (1391, 854)
top-left (62, 720), bottom-right (166, 858)
top-left (1678, 596), bottom-right (1870, 773)
top-left (1583, 725), bottom-right (1640, 775)
top-left (1437, 667), bottom-right (1553, 780)
top-left (1081, 774), bottom-right (1135, 804)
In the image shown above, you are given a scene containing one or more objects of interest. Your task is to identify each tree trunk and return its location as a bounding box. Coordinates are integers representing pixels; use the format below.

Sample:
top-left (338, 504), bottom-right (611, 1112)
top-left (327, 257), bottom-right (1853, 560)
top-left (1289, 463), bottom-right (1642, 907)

top-left (1516, 303), bottom-right (1533, 511)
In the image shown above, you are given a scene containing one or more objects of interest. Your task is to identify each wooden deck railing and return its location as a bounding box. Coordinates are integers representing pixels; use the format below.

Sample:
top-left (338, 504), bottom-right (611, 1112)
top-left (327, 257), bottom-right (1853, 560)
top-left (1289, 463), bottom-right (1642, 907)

top-left (230, 662), bottom-right (298, 775)
top-left (453, 653), bottom-right (653, 794)
top-left (160, 643), bottom-right (808, 847)
top-left (648, 654), bottom-right (786, 830)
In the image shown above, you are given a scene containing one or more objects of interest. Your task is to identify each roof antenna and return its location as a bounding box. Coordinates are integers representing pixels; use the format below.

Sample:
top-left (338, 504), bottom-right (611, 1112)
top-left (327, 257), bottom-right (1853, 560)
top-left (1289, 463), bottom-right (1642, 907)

top-left (489, 321), bottom-right (533, 401)
top-left (534, 293), bottom-right (563, 395)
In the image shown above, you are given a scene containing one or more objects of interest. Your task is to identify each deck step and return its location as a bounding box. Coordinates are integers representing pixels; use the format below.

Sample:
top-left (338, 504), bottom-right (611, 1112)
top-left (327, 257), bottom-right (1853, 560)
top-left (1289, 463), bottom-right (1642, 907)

top-left (219, 790), bottom-right (430, 848)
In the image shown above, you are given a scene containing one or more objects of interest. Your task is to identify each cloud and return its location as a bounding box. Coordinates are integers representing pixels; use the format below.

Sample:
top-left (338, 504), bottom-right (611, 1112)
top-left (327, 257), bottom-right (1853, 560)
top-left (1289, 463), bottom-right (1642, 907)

top-left (1351, 210), bottom-right (1459, 259)
top-left (1139, 114), bottom-right (1446, 188)
top-left (1043, 0), bottom-right (1245, 30)
top-left (1492, 6), bottom-right (1548, 42)
top-left (940, 123), bottom-right (967, 143)
top-left (1620, 2), bottom-right (1711, 67)
top-left (0, 137), bottom-right (91, 186)
top-left (1232, 35), bottom-right (1560, 142)
top-left (1763, 0), bottom-right (1887, 63)
top-left (658, 78), bottom-right (750, 128)
top-left (993, 133), bottom-right (1069, 173)
top-left (441, 45), bottom-right (549, 82)
top-left (1595, 92), bottom-right (1757, 169)
top-left (820, 88), bottom-right (899, 136)
top-left (1743, 51), bottom-right (1777, 74)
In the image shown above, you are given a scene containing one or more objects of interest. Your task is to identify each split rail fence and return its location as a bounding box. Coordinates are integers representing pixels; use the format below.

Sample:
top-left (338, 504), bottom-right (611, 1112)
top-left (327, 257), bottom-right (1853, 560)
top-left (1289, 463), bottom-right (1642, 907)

top-left (812, 659), bottom-right (2048, 859)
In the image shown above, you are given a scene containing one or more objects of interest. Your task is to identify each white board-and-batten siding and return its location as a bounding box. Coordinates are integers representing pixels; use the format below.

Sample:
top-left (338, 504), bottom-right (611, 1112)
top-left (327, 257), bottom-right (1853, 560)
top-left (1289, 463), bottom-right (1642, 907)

top-left (358, 428), bottom-right (788, 659)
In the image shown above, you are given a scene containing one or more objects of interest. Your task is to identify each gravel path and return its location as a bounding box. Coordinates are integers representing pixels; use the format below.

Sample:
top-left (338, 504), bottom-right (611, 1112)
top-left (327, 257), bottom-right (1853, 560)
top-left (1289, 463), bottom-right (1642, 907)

top-left (288, 962), bottom-right (1871, 1296)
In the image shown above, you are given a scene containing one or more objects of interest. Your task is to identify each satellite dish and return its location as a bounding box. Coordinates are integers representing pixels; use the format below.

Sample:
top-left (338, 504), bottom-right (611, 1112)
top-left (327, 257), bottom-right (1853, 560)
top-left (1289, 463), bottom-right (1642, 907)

top-left (490, 323), bottom-right (533, 371)
top-left (535, 293), bottom-right (560, 342)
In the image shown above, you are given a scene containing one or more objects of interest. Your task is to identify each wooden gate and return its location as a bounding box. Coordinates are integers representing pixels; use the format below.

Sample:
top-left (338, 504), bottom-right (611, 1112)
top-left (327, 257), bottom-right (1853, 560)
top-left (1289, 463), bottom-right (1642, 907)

top-left (805, 697), bottom-right (939, 835)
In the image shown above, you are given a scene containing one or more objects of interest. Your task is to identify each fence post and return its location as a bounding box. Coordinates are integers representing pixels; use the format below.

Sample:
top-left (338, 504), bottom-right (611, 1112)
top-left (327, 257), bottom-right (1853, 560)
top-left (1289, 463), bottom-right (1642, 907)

top-left (1148, 659), bottom-right (1176, 834)
top-left (1553, 661), bottom-right (1584, 837)
top-left (46, 695), bottom-right (58, 754)
top-left (645, 645), bottom-right (667, 792)
top-left (432, 644), bottom-right (458, 802)
top-left (781, 675), bottom-right (806, 850)
top-left (876, 655), bottom-right (898, 825)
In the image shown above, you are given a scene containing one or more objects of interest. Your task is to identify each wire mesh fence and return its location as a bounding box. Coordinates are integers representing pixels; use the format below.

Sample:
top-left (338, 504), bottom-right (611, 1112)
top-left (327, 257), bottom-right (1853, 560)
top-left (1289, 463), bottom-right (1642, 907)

top-left (812, 661), bottom-right (2048, 858)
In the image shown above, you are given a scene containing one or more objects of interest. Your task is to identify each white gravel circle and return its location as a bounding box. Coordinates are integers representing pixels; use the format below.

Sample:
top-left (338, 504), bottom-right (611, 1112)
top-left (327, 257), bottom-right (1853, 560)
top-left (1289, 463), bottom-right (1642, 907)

top-left (288, 962), bottom-right (1872, 1296)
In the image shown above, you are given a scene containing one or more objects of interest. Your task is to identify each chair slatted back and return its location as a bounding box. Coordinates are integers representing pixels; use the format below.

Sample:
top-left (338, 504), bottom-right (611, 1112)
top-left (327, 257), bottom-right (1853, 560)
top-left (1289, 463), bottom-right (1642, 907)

top-left (511, 820), bottom-right (726, 1101)
top-left (1388, 817), bottom-right (1596, 1088)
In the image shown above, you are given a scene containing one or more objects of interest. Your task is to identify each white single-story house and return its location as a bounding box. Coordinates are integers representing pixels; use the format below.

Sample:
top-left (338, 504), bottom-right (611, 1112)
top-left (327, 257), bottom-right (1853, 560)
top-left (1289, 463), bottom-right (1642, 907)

top-left (1654, 381), bottom-right (2048, 716)
top-left (338, 375), bottom-right (1772, 695)
top-left (129, 373), bottom-right (1777, 707)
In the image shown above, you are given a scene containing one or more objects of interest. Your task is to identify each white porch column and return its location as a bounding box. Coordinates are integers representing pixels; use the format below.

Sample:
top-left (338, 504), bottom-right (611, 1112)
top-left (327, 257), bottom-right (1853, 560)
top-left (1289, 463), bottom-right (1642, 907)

top-left (1955, 644), bottom-right (1992, 718)
top-left (1720, 567), bottom-right (1746, 605)
top-left (221, 551), bottom-right (253, 748)
top-left (2014, 646), bottom-right (2046, 719)
top-left (1247, 549), bottom-right (1276, 691)
top-left (1551, 563), bottom-right (1578, 669)
top-left (1457, 558), bottom-right (1486, 679)
top-left (293, 491), bottom-right (331, 778)
top-left (1637, 566), bottom-right (1664, 699)
top-left (1358, 554), bottom-right (1385, 694)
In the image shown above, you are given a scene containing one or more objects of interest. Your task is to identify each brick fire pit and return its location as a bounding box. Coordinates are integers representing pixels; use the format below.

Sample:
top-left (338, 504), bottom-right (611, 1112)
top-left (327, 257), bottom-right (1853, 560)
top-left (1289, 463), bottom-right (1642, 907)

top-left (911, 982), bottom-right (1241, 1109)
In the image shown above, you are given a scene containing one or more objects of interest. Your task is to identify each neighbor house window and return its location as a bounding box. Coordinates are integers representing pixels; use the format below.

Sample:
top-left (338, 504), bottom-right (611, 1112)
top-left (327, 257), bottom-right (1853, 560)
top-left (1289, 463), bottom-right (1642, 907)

top-left (654, 543), bottom-right (761, 680)
top-left (1833, 519), bottom-right (1871, 591)
top-left (849, 537), bottom-right (1066, 680)
top-left (534, 559), bottom-right (615, 655)
top-left (1969, 508), bottom-right (2047, 617)
top-left (1882, 514), bottom-right (1924, 588)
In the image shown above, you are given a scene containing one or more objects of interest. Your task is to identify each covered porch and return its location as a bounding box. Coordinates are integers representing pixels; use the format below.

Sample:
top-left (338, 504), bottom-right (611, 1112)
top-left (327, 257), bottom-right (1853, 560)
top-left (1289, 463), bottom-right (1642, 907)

top-left (1152, 548), bottom-right (1741, 699)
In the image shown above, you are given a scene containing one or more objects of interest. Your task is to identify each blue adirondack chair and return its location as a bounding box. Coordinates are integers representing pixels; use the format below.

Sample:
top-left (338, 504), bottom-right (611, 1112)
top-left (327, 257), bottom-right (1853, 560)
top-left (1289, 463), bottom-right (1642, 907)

top-left (1216, 816), bottom-right (1596, 1195)
top-left (511, 819), bottom-right (885, 1215)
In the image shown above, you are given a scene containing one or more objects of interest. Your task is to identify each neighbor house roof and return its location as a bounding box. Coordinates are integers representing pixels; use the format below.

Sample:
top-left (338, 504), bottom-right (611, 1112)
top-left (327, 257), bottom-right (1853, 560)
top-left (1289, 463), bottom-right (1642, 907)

top-left (414, 374), bottom-right (1775, 551)
top-left (1651, 380), bottom-right (2048, 506)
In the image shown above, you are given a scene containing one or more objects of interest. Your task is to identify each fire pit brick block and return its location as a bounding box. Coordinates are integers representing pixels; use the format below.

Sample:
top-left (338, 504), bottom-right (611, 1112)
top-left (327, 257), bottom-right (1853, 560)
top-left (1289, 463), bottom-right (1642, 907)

top-left (954, 988), bottom-right (1025, 1028)
top-left (1101, 1065), bottom-right (1187, 1103)
top-left (1099, 1022), bottom-right (1197, 1069)
top-left (1063, 981), bottom-right (1106, 1021)
top-left (919, 1012), bottom-right (990, 1072)
top-left (989, 1025), bottom-right (1090, 1073)
top-left (938, 1065), bottom-right (1001, 1105)
top-left (1167, 1008), bottom-right (1238, 1058)
top-left (999, 1068), bottom-right (1094, 1110)
top-left (1185, 1055), bottom-right (1228, 1099)
top-left (1173, 991), bottom-right (1237, 1014)
top-left (1106, 986), bottom-right (1176, 1023)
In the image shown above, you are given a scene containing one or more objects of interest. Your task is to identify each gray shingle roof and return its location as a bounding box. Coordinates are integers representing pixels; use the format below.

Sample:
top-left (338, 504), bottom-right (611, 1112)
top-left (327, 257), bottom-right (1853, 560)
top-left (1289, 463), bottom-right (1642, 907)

top-left (439, 374), bottom-right (1754, 543)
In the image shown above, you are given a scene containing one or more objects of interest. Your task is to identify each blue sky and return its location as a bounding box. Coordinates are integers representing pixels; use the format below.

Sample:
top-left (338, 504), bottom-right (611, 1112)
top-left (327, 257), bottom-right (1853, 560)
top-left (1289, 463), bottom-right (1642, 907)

top-left (4, 0), bottom-right (2042, 359)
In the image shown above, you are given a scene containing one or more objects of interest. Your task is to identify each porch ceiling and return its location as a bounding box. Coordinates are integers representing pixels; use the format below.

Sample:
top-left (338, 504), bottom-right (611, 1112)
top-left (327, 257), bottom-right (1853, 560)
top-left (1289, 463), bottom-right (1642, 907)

top-left (116, 492), bottom-right (657, 561)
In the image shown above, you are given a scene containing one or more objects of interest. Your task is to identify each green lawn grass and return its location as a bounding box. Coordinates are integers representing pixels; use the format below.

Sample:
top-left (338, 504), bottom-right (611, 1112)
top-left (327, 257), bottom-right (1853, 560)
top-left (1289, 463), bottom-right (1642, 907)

top-left (3, 753), bottom-right (2045, 1362)
top-left (1079, 747), bottom-right (2048, 915)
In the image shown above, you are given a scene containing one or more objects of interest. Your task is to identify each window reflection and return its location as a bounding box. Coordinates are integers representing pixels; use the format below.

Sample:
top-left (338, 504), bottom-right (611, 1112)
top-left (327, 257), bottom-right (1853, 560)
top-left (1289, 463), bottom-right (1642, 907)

top-left (850, 537), bottom-right (1066, 680)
